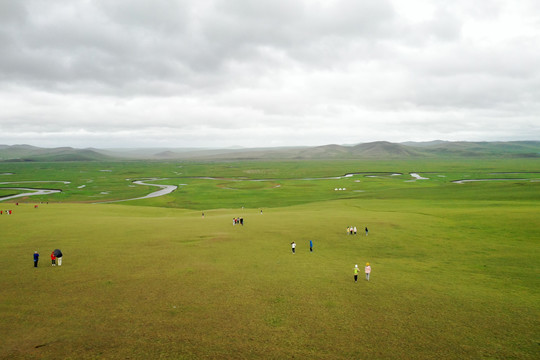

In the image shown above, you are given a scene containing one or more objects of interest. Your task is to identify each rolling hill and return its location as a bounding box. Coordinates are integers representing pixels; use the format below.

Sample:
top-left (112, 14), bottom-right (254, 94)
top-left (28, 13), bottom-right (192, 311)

top-left (0, 145), bottom-right (114, 162)
top-left (0, 141), bottom-right (538, 161)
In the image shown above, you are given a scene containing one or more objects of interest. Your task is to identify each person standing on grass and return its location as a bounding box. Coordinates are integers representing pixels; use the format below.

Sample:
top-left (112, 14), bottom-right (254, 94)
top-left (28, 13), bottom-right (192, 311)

top-left (291, 241), bottom-right (296, 254)
top-left (54, 249), bottom-right (63, 266)
top-left (365, 263), bottom-right (371, 281)
top-left (309, 240), bottom-right (313, 252)
top-left (51, 251), bottom-right (56, 266)
top-left (33, 251), bottom-right (39, 267)
top-left (365, 227), bottom-right (368, 236)
top-left (354, 264), bottom-right (359, 282)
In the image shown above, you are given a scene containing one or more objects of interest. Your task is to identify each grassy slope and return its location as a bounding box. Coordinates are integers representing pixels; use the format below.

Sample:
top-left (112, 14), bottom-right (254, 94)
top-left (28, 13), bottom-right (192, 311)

top-left (1, 197), bottom-right (538, 359)
top-left (1, 159), bottom-right (539, 359)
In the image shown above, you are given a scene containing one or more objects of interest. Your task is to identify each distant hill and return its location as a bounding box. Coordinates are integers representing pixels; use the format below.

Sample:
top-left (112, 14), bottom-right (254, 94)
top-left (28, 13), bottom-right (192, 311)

top-left (171, 141), bottom-right (540, 160)
top-left (400, 140), bottom-right (448, 147)
top-left (351, 141), bottom-right (423, 157)
top-left (271, 142), bottom-right (424, 159)
top-left (0, 145), bottom-right (114, 162)
top-left (402, 141), bottom-right (540, 157)
top-left (0, 141), bottom-right (538, 161)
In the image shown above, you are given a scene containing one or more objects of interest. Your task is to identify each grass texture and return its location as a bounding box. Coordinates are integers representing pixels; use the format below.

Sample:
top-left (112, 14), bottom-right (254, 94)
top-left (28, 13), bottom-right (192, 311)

top-left (1, 198), bottom-right (538, 359)
top-left (0, 158), bottom-right (539, 359)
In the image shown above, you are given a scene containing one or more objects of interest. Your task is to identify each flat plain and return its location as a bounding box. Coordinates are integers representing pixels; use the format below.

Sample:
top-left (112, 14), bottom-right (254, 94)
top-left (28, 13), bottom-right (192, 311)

top-left (0, 158), bottom-right (539, 359)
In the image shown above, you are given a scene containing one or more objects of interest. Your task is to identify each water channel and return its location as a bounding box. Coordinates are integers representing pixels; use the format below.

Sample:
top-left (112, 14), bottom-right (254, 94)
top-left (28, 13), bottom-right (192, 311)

top-left (0, 181), bottom-right (68, 202)
top-left (0, 173), bottom-right (537, 202)
top-left (94, 179), bottom-right (178, 204)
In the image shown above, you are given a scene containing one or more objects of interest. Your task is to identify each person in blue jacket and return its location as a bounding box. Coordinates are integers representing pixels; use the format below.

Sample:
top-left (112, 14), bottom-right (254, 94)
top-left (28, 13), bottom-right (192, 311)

top-left (309, 240), bottom-right (313, 252)
top-left (33, 251), bottom-right (39, 267)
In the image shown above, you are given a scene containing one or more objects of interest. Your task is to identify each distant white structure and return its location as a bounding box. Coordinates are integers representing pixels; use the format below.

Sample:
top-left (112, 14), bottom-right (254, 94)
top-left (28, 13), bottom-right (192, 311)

top-left (410, 173), bottom-right (429, 180)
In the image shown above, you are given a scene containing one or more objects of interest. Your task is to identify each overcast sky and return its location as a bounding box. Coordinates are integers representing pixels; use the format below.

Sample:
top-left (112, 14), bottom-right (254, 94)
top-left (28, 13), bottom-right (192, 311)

top-left (0, 0), bottom-right (539, 148)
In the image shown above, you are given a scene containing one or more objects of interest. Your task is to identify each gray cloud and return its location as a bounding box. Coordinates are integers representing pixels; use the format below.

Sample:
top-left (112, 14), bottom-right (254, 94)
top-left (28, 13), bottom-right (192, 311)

top-left (0, 0), bottom-right (538, 148)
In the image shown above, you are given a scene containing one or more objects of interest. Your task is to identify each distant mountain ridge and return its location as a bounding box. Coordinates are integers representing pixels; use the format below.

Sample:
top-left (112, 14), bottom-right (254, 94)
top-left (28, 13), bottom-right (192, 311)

top-left (0, 141), bottom-right (538, 161)
top-left (0, 145), bottom-right (113, 162)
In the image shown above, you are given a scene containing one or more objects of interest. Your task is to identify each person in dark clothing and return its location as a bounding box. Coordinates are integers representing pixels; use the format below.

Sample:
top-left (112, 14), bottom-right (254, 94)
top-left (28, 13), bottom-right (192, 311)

top-left (54, 249), bottom-right (63, 266)
top-left (33, 251), bottom-right (39, 267)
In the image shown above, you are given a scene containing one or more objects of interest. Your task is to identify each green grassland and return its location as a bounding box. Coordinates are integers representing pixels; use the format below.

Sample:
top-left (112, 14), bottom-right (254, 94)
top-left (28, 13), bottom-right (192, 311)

top-left (1, 158), bottom-right (539, 207)
top-left (0, 158), bottom-right (539, 359)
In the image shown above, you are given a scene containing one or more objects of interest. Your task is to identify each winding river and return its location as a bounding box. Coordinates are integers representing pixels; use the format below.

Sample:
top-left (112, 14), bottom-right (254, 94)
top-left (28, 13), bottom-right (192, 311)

top-left (94, 179), bottom-right (178, 204)
top-left (0, 179), bottom-right (177, 203)
top-left (452, 178), bottom-right (528, 184)
top-left (0, 188), bottom-right (62, 202)
top-left (0, 181), bottom-right (68, 202)
top-left (0, 173), bottom-right (537, 203)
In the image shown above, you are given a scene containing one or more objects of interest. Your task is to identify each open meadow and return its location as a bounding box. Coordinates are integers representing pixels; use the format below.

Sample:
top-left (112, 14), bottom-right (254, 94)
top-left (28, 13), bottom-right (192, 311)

top-left (0, 159), bottom-right (539, 359)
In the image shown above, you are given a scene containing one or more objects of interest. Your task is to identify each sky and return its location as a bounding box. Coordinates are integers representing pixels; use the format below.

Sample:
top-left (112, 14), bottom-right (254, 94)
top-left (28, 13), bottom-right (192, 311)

top-left (0, 0), bottom-right (539, 149)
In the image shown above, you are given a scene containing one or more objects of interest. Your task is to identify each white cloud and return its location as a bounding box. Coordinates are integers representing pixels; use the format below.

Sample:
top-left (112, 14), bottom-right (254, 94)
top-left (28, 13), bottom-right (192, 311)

top-left (0, 0), bottom-right (538, 148)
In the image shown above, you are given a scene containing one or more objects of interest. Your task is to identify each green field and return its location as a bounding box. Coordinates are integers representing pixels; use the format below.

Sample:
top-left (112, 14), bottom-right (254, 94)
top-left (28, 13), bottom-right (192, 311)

top-left (1, 159), bottom-right (539, 359)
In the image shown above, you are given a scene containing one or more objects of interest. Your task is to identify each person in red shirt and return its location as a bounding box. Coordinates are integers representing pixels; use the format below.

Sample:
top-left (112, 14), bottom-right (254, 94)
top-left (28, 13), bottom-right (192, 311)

top-left (51, 252), bottom-right (56, 266)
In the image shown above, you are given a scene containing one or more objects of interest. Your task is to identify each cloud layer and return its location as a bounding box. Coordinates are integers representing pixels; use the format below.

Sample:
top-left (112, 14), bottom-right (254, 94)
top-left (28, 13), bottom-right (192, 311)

top-left (1, 0), bottom-right (539, 148)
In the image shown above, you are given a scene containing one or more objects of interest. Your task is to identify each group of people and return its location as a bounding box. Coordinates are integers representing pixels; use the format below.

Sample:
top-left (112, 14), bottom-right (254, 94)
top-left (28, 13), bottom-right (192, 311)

top-left (290, 232), bottom-right (373, 283)
top-left (347, 226), bottom-right (368, 236)
top-left (33, 249), bottom-right (63, 267)
top-left (290, 240), bottom-right (314, 254)
top-left (2, 202), bottom-right (42, 215)
top-left (354, 263), bottom-right (371, 282)
top-left (232, 217), bottom-right (244, 226)
top-left (291, 240), bottom-right (313, 255)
